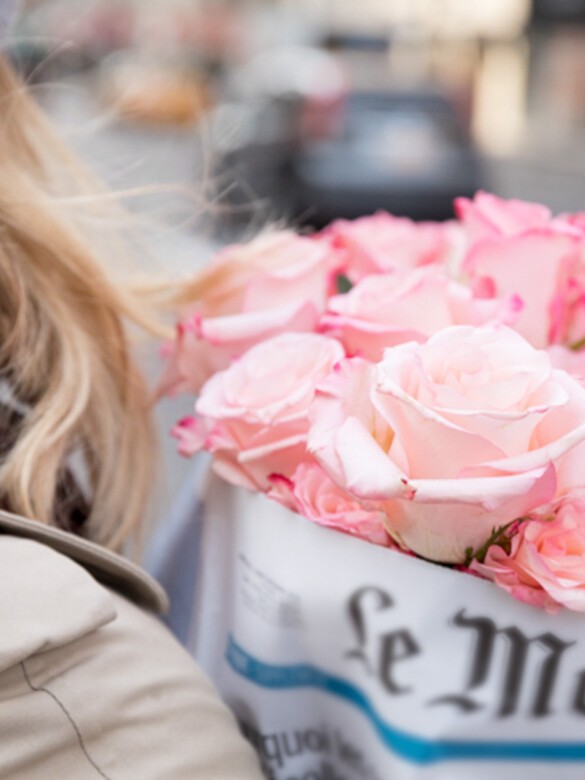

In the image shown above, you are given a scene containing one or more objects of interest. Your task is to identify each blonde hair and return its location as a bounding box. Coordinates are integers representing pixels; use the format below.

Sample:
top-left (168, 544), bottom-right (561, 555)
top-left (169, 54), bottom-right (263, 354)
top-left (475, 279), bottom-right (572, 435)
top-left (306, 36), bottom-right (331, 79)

top-left (0, 55), bottom-right (164, 550)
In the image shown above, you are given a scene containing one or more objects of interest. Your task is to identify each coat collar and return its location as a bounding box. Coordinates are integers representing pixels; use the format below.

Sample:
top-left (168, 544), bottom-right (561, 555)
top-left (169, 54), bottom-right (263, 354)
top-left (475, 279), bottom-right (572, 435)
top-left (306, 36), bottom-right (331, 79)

top-left (0, 510), bottom-right (168, 614)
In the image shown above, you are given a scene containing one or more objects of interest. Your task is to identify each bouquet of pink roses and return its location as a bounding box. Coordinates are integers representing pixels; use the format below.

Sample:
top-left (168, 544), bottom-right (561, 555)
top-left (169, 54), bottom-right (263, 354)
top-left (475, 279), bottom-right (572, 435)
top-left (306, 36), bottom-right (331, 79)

top-left (163, 192), bottom-right (585, 615)
top-left (161, 193), bottom-right (585, 780)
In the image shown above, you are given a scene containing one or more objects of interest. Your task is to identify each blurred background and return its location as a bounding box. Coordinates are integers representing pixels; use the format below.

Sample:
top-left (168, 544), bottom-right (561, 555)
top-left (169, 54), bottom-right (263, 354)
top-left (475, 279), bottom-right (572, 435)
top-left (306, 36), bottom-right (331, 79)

top-left (8, 0), bottom-right (585, 234)
top-left (7, 0), bottom-right (585, 502)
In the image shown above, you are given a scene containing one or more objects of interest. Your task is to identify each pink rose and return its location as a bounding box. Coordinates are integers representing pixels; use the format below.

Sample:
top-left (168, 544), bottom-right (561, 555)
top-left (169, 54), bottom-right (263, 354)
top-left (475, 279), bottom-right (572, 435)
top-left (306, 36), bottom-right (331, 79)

top-left (472, 498), bottom-right (585, 613)
top-left (553, 262), bottom-right (585, 347)
top-left (547, 345), bottom-right (585, 382)
top-left (160, 231), bottom-right (340, 394)
top-left (324, 212), bottom-right (465, 281)
top-left (455, 191), bottom-right (553, 242)
top-left (172, 416), bottom-right (207, 457)
top-left (558, 212), bottom-right (585, 235)
top-left (192, 230), bottom-right (338, 315)
top-left (180, 332), bottom-right (344, 490)
top-left (308, 325), bottom-right (585, 563)
top-left (464, 232), bottom-right (581, 349)
top-left (320, 266), bottom-right (521, 361)
top-left (160, 301), bottom-right (319, 397)
top-left (284, 462), bottom-right (392, 546)
top-left (459, 193), bottom-right (584, 348)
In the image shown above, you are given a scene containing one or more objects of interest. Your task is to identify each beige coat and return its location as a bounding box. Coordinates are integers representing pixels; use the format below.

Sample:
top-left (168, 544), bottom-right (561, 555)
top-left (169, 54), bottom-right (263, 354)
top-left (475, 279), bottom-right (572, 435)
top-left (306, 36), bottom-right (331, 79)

top-left (0, 510), bottom-right (264, 779)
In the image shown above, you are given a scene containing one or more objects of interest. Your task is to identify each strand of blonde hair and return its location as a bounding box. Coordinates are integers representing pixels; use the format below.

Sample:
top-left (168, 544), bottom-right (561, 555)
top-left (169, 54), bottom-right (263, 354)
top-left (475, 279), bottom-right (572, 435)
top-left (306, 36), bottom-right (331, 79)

top-left (0, 55), bottom-right (167, 549)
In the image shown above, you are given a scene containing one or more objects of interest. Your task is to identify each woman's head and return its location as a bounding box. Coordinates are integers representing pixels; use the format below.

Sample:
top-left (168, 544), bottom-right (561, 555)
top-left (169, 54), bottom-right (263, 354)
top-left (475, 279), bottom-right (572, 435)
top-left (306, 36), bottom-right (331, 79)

top-left (0, 55), bottom-right (159, 549)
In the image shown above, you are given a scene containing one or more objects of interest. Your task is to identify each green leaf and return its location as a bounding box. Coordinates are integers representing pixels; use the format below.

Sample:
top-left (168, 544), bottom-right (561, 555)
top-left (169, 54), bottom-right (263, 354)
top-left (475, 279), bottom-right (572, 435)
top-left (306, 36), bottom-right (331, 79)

top-left (570, 336), bottom-right (585, 352)
top-left (466, 521), bottom-right (515, 566)
top-left (336, 273), bottom-right (353, 294)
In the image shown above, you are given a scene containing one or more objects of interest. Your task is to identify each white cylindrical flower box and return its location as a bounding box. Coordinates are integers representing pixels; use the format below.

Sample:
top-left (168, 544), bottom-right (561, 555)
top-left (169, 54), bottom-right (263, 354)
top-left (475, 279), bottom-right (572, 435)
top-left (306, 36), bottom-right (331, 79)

top-left (188, 474), bottom-right (585, 780)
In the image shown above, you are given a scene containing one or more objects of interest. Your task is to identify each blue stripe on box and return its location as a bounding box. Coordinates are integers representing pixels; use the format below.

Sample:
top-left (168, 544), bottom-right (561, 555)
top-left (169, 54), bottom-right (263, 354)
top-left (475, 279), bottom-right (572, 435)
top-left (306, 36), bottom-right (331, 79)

top-left (226, 635), bottom-right (585, 765)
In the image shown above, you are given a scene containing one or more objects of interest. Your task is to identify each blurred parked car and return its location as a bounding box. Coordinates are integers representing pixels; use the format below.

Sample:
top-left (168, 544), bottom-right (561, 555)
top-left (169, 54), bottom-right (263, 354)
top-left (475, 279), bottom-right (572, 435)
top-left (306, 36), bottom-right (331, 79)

top-left (531, 0), bottom-right (585, 25)
top-left (212, 87), bottom-right (484, 227)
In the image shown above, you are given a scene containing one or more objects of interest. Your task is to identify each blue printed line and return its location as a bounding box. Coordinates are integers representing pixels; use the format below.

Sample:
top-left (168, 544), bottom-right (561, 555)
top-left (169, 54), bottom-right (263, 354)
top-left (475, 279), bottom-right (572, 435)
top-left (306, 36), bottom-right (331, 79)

top-left (226, 634), bottom-right (585, 765)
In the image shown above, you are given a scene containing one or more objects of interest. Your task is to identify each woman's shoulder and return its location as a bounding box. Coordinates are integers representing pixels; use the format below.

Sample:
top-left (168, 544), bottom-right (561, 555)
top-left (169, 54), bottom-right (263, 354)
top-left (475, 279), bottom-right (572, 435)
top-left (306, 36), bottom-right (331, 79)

top-left (0, 533), bottom-right (117, 672)
top-left (0, 508), bottom-right (171, 673)
top-left (0, 514), bottom-right (263, 779)
top-left (0, 509), bottom-right (168, 613)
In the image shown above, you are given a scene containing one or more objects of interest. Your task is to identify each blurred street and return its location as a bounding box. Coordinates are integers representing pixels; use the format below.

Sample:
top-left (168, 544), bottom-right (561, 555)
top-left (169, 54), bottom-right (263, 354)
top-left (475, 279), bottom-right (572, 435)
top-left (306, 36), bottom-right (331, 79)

top-left (44, 75), bottom-right (585, 263)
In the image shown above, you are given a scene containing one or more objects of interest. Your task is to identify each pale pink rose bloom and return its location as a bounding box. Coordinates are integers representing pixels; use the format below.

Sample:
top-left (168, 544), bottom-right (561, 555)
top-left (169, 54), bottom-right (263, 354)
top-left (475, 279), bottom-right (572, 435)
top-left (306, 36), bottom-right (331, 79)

top-left (324, 212), bottom-right (465, 281)
top-left (464, 229), bottom-right (581, 349)
top-left (472, 498), bottom-right (585, 613)
top-left (547, 345), bottom-right (585, 382)
top-left (160, 301), bottom-right (319, 397)
top-left (539, 211), bottom-right (585, 243)
top-left (542, 213), bottom-right (585, 346)
top-left (185, 333), bottom-right (344, 491)
top-left (289, 462), bottom-right (391, 546)
top-left (455, 191), bottom-right (552, 242)
top-left (201, 230), bottom-right (337, 315)
top-left (551, 261), bottom-right (585, 346)
top-left (458, 192), bottom-right (585, 348)
top-left (320, 266), bottom-right (522, 361)
top-left (160, 231), bottom-right (340, 395)
top-left (308, 325), bottom-right (585, 563)
top-left (172, 416), bottom-right (208, 457)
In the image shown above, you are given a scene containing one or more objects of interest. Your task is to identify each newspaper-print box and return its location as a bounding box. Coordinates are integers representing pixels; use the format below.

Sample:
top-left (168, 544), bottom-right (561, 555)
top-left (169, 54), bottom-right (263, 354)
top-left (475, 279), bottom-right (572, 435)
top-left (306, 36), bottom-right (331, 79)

top-left (189, 475), bottom-right (585, 780)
